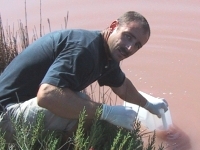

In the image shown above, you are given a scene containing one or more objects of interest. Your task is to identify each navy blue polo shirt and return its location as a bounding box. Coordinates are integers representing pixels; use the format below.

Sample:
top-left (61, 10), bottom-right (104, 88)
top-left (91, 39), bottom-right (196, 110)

top-left (0, 29), bottom-right (125, 106)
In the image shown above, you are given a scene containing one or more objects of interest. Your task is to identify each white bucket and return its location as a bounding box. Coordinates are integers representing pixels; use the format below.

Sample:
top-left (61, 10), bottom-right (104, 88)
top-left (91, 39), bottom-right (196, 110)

top-left (124, 91), bottom-right (173, 131)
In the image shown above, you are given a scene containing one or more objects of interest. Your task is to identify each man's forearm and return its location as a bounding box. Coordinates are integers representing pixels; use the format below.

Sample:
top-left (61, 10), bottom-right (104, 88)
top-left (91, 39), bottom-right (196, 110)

top-left (111, 77), bottom-right (147, 107)
top-left (37, 84), bottom-right (101, 119)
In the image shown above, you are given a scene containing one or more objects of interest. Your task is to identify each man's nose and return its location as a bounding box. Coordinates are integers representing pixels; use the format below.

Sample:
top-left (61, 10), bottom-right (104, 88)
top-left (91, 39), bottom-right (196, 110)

top-left (126, 42), bottom-right (135, 52)
top-left (127, 46), bottom-right (133, 51)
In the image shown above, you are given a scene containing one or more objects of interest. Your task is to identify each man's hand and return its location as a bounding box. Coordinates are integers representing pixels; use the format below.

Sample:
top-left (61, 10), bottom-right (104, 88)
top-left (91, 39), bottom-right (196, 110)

top-left (100, 104), bottom-right (137, 130)
top-left (144, 98), bottom-right (168, 118)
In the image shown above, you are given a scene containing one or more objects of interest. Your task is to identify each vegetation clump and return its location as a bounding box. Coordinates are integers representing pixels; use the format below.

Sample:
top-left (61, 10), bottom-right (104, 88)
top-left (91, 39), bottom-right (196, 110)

top-left (0, 106), bottom-right (164, 150)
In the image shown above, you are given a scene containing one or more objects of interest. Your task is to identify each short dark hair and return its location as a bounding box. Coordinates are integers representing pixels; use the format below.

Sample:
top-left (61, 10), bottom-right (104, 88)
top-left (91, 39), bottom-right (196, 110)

top-left (117, 11), bottom-right (150, 36)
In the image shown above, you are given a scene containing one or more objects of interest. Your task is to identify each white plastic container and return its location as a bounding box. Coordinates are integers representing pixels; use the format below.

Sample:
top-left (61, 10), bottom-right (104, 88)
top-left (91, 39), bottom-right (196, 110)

top-left (124, 91), bottom-right (173, 131)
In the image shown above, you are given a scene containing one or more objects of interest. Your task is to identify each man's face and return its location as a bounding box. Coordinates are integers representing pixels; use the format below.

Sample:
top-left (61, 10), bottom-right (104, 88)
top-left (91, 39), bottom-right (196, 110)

top-left (107, 20), bottom-right (150, 62)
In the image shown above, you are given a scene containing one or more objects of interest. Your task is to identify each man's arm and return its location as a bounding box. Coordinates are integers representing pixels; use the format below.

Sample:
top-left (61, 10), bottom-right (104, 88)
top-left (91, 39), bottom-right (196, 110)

top-left (111, 77), bottom-right (147, 107)
top-left (111, 77), bottom-right (168, 118)
top-left (37, 83), bottom-right (101, 119)
top-left (37, 83), bottom-right (137, 130)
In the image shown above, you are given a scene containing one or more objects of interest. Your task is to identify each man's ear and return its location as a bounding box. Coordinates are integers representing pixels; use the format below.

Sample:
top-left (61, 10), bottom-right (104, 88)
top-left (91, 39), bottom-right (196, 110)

top-left (109, 20), bottom-right (119, 32)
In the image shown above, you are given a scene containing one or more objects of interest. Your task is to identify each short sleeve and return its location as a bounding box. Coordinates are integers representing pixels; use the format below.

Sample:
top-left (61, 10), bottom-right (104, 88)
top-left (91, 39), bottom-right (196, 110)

top-left (98, 67), bottom-right (125, 87)
top-left (41, 45), bottom-right (94, 91)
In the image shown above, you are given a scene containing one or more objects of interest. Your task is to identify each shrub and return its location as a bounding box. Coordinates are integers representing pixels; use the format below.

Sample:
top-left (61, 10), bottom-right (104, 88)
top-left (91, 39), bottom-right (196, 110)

top-left (0, 107), bottom-right (165, 150)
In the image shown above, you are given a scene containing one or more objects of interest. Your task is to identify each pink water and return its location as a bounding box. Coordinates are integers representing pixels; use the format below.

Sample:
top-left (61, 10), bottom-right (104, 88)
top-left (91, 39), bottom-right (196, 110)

top-left (155, 125), bottom-right (191, 149)
top-left (1, 1), bottom-right (200, 149)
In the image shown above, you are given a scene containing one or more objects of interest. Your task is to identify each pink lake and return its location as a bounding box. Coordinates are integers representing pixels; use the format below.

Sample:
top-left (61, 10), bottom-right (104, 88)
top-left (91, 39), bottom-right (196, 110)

top-left (0, 0), bottom-right (200, 149)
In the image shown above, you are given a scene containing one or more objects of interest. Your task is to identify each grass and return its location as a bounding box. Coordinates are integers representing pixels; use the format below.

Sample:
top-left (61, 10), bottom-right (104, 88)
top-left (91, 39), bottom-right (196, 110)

top-left (0, 4), bottom-right (165, 149)
top-left (0, 105), bottom-right (165, 150)
top-left (0, 15), bottom-right (18, 73)
top-left (10, 110), bottom-right (61, 150)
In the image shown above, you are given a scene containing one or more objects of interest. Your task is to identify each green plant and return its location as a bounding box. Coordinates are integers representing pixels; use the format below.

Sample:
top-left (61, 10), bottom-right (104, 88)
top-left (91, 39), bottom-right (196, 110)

top-left (0, 129), bottom-right (6, 150)
top-left (10, 110), bottom-right (61, 150)
top-left (0, 101), bottom-right (165, 150)
top-left (74, 107), bottom-right (89, 150)
top-left (69, 106), bottom-right (165, 150)
top-left (86, 106), bottom-right (104, 149)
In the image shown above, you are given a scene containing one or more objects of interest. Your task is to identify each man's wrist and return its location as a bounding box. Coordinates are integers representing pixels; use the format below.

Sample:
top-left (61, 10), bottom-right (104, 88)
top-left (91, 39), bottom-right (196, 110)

top-left (100, 104), bottom-right (109, 120)
top-left (144, 100), bottom-right (149, 109)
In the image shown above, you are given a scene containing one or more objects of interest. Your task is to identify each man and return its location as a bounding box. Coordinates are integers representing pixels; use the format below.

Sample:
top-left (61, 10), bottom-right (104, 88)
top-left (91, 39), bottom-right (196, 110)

top-left (0, 11), bottom-right (168, 142)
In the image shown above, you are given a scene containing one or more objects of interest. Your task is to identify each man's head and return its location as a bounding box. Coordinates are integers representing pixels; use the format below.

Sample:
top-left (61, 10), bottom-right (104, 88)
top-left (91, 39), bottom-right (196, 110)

top-left (107, 11), bottom-right (150, 62)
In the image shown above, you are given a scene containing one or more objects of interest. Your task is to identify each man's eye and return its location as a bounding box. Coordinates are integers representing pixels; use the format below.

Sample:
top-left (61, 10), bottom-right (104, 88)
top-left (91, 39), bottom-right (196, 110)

top-left (124, 34), bottom-right (131, 40)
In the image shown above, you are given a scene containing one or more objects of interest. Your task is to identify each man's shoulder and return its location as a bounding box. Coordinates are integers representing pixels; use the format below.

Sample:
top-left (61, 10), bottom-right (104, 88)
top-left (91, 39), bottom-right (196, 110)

top-left (46, 29), bottom-right (101, 43)
top-left (63, 29), bottom-right (102, 46)
top-left (54, 29), bottom-right (100, 35)
top-left (68, 29), bottom-right (101, 37)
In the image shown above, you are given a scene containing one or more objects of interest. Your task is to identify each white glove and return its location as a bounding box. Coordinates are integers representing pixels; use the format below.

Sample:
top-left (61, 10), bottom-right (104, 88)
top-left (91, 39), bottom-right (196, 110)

top-left (144, 98), bottom-right (168, 118)
top-left (100, 104), bottom-right (137, 130)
